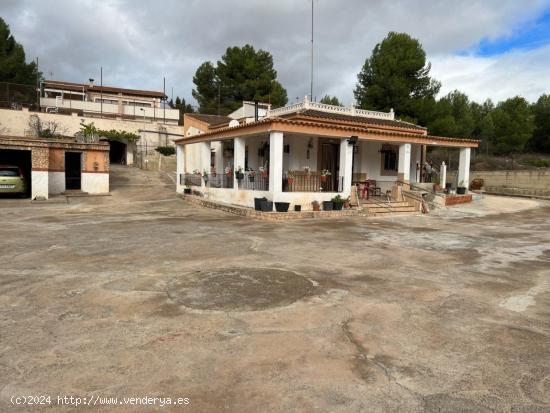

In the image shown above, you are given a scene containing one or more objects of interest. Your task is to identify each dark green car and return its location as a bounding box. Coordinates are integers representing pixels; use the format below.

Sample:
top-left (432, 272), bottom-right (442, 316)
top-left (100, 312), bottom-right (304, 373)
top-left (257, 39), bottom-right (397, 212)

top-left (0, 165), bottom-right (27, 196)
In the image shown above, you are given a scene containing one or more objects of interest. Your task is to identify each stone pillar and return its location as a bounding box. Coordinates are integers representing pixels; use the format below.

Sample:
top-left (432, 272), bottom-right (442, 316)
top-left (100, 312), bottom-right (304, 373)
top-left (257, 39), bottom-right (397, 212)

top-left (269, 131), bottom-right (283, 200)
top-left (199, 141), bottom-right (211, 190)
top-left (176, 144), bottom-right (185, 192)
top-left (458, 147), bottom-right (471, 189)
top-left (440, 161), bottom-right (447, 189)
top-left (339, 139), bottom-right (353, 196)
top-left (398, 143), bottom-right (411, 183)
top-left (31, 147), bottom-right (49, 200)
top-left (233, 137), bottom-right (245, 189)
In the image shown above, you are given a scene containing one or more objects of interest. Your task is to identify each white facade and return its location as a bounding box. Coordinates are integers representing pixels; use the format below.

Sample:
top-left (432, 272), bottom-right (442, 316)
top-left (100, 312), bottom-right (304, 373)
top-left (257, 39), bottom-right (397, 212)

top-left (82, 172), bottom-right (109, 194)
top-left (31, 170), bottom-right (48, 199)
top-left (48, 171), bottom-right (65, 194)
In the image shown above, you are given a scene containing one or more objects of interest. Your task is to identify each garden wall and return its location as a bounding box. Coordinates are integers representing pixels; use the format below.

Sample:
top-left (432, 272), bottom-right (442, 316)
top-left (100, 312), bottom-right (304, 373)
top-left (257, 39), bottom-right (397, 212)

top-left (448, 169), bottom-right (550, 198)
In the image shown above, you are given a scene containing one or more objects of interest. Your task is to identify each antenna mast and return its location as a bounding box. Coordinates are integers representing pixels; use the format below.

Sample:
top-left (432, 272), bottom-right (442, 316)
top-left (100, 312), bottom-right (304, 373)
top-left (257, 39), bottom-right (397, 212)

top-left (310, 0), bottom-right (314, 101)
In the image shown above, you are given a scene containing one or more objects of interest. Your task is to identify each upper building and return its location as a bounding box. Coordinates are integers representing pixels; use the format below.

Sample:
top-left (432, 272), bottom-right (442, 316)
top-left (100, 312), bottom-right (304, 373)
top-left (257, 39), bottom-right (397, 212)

top-left (40, 80), bottom-right (180, 125)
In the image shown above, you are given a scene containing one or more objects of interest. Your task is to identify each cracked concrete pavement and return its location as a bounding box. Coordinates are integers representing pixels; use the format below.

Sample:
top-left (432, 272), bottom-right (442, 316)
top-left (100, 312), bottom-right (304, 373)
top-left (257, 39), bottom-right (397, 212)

top-left (1, 165), bottom-right (550, 412)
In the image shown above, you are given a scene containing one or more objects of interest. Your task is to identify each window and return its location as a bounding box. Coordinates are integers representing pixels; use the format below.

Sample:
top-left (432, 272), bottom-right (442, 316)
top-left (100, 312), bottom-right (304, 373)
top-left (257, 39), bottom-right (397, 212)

top-left (380, 144), bottom-right (398, 175)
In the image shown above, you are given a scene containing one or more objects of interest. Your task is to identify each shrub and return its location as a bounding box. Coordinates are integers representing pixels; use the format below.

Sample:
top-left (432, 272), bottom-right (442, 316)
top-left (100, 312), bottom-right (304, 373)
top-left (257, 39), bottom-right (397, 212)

top-left (155, 146), bottom-right (176, 156)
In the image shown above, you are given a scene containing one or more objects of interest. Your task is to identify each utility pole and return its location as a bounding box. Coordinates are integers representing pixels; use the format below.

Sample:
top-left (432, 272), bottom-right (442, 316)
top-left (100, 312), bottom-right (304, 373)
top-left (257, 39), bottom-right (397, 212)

top-left (218, 82), bottom-right (221, 115)
top-left (100, 66), bottom-right (103, 118)
top-left (36, 57), bottom-right (40, 109)
top-left (310, 0), bottom-right (314, 101)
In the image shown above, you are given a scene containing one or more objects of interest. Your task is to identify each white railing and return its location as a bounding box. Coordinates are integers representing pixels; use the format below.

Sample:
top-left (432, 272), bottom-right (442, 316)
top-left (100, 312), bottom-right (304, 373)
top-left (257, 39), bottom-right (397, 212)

top-left (40, 97), bottom-right (179, 121)
top-left (267, 96), bottom-right (394, 120)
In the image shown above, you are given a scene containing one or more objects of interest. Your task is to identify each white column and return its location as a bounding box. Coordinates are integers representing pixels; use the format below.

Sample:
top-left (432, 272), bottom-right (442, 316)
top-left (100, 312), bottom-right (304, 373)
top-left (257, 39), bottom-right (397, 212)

top-left (199, 141), bottom-right (211, 190)
top-left (339, 139), bottom-right (353, 196)
top-left (233, 137), bottom-right (245, 189)
top-left (214, 141), bottom-right (224, 175)
top-left (458, 147), bottom-right (471, 189)
top-left (176, 144), bottom-right (185, 192)
top-left (440, 161), bottom-right (447, 189)
top-left (269, 131), bottom-right (283, 200)
top-left (398, 143), bottom-right (411, 183)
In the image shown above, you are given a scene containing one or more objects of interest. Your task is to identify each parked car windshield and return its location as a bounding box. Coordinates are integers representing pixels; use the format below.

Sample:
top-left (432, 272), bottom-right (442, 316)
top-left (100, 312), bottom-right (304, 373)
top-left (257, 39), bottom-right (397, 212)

top-left (0, 168), bottom-right (19, 177)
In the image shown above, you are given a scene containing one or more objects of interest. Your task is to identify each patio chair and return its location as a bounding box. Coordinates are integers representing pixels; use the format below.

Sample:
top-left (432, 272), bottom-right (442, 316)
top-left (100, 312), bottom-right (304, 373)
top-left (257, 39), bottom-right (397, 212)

top-left (366, 180), bottom-right (382, 198)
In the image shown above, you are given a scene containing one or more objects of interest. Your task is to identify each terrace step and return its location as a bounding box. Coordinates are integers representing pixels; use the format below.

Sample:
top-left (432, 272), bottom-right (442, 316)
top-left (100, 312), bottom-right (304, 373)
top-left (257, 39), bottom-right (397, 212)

top-left (361, 200), bottom-right (419, 216)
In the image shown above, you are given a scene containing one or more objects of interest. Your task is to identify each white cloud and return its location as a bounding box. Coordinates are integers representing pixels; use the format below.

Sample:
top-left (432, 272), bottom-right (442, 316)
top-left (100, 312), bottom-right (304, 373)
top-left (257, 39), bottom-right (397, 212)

top-left (431, 45), bottom-right (550, 103)
top-left (2, 0), bottom-right (550, 106)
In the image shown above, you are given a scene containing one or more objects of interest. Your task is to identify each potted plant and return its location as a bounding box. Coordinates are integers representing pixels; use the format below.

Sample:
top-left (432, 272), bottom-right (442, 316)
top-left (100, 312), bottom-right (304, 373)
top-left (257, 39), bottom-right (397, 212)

top-left (183, 185), bottom-right (192, 195)
top-left (312, 200), bottom-right (320, 211)
top-left (294, 205), bottom-right (302, 212)
top-left (259, 166), bottom-right (268, 178)
top-left (457, 181), bottom-right (467, 195)
top-left (320, 169), bottom-right (331, 182)
top-left (275, 202), bottom-right (290, 212)
top-left (287, 171), bottom-right (295, 185)
top-left (202, 169), bottom-right (209, 183)
top-left (225, 166), bottom-right (233, 178)
top-left (304, 166), bottom-right (311, 175)
top-left (322, 200), bottom-right (333, 211)
top-left (248, 169), bottom-right (256, 182)
top-left (235, 166), bottom-right (244, 181)
top-left (254, 197), bottom-right (266, 211)
top-left (343, 197), bottom-right (351, 209)
top-left (260, 199), bottom-right (273, 212)
top-left (331, 195), bottom-right (344, 210)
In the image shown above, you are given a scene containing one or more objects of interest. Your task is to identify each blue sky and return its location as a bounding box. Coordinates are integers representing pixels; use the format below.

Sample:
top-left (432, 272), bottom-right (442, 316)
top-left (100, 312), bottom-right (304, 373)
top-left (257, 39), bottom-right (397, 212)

top-left (468, 10), bottom-right (550, 57)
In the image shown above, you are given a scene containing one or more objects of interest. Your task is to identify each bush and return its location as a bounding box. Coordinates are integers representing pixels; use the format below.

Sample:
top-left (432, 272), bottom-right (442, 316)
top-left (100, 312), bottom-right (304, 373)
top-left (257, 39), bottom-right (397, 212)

top-left (155, 146), bottom-right (176, 156)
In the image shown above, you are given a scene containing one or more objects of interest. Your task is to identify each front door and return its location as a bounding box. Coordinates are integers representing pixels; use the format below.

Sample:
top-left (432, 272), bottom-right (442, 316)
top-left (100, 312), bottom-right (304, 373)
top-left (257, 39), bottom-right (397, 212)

top-left (65, 152), bottom-right (81, 190)
top-left (319, 140), bottom-right (340, 191)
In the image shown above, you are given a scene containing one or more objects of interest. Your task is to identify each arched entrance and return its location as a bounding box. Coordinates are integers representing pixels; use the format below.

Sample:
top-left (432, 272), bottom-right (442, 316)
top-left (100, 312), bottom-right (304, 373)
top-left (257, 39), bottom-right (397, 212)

top-left (109, 140), bottom-right (127, 165)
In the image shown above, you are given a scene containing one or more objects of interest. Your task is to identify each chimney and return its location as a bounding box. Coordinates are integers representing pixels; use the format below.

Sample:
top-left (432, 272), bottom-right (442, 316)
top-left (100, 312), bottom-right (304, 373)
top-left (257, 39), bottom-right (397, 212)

top-left (88, 78), bottom-right (94, 87)
top-left (254, 100), bottom-right (259, 122)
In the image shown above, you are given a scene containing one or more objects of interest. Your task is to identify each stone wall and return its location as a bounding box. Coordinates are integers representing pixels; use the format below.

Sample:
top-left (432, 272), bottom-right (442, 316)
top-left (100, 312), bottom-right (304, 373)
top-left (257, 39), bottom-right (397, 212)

top-left (135, 152), bottom-right (177, 174)
top-left (448, 169), bottom-right (550, 198)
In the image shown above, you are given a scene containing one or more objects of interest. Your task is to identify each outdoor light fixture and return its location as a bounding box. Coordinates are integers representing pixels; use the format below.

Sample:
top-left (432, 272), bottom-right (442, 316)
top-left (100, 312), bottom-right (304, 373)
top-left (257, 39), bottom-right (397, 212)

top-left (348, 136), bottom-right (358, 145)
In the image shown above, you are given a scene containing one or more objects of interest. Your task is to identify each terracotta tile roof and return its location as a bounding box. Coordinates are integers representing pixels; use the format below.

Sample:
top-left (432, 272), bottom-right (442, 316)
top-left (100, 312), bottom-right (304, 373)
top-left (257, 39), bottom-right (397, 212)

top-left (174, 116), bottom-right (479, 148)
top-left (281, 109), bottom-right (427, 132)
top-left (185, 113), bottom-right (232, 126)
top-left (43, 80), bottom-right (166, 99)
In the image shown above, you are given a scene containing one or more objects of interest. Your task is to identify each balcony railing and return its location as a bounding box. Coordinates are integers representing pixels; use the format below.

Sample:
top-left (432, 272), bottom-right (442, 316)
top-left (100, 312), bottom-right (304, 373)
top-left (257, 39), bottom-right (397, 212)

top-left (237, 171), bottom-right (269, 191)
top-left (205, 173), bottom-right (234, 189)
top-left (283, 174), bottom-right (343, 192)
top-left (40, 97), bottom-right (180, 121)
top-left (181, 173), bottom-right (202, 187)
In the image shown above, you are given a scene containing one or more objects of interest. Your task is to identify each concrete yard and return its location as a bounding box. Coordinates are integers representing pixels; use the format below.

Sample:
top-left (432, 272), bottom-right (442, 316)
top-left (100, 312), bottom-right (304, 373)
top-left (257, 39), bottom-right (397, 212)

top-left (1, 165), bottom-right (550, 412)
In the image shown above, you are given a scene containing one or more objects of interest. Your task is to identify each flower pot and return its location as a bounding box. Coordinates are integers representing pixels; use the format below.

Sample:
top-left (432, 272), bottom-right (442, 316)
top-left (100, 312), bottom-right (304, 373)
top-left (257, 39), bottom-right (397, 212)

top-left (312, 202), bottom-right (321, 211)
top-left (248, 175), bottom-right (255, 182)
top-left (320, 175), bottom-right (327, 182)
top-left (254, 197), bottom-right (266, 211)
top-left (333, 203), bottom-right (343, 211)
top-left (343, 201), bottom-right (350, 209)
top-left (183, 188), bottom-right (192, 194)
top-left (260, 200), bottom-right (273, 212)
top-left (275, 202), bottom-right (290, 212)
top-left (457, 187), bottom-right (467, 195)
top-left (322, 201), bottom-right (333, 211)
top-left (287, 178), bottom-right (294, 185)
top-left (236, 172), bottom-right (244, 180)
top-left (294, 205), bottom-right (301, 212)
